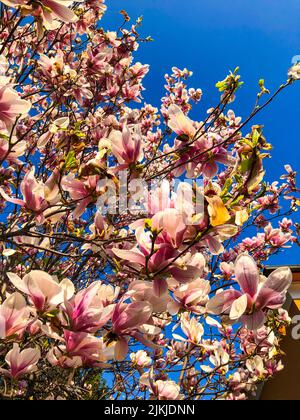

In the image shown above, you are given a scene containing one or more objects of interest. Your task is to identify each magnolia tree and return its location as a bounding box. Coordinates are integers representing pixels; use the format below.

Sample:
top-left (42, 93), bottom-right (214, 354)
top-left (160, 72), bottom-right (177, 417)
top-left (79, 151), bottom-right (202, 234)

top-left (0, 0), bottom-right (299, 401)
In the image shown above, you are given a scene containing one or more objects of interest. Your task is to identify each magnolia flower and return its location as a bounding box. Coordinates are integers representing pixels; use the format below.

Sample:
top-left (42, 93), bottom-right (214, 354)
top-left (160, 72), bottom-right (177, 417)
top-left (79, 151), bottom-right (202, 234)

top-left (167, 104), bottom-right (196, 139)
top-left (47, 346), bottom-right (82, 369)
top-left (63, 330), bottom-right (108, 363)
top-left (198, 135), bottom-right (235, 179)
top-left (246, 355), bottom-right (267, 380)
top-left (129, 280), bottom-right (169, 313)
top-left (0, 343), bottom-right (40, 380)
top-left (147, 377), bottom-right (182, 400)
top-left (7, 270), bottom-right (74, 312)
top-left (93, 212), bottom-right (112, 240)
top-left (111, 300), bottom-right (153, 361)
top-left (62, 281), bottom-right (115, 333)
top-left (112, 301), bottom-right (153, 336)
top-left (168, 278), bottom-right (210, 315)
top-left (47, 330), bottom-right (112, 367)
top-left (61, 174), bottom-right (98, 218)
top-left (130, 350), bottom-right (152, 368)
top-left (201, 345), bottom-right (230, 374)
top-left (0, 85), bottom-right (31, 130)
top-left (202, 224), bottom-right (238, 256)
top-left (207, 254), bottom-right (292, 330)
top-left (288, 63), bottom-right (300, 80)
top-left (0, 292), bottom-right (30, 338)
top-left (39, 51), bottom-right (69, 78)
top-left (113, 209), bottom-right (203, 294)
top-left (0, 138), bottom-right (27, 164)
top-left (154, 380), bottom-right (182, 400)
top-left (1, 0), bottom-right (79, 30)
top-left (37, 116), bottom-right (70, 149)
top-left (173, 313), bottom-right (204, 345)
top-left (0, 168), bottom-right (60, 223)
top-left (151, 208), bottom-right (187, 248)
top-left (108, 125), bottom-right (144, 167)
top-left (220, 261), bottom-right (235, 280)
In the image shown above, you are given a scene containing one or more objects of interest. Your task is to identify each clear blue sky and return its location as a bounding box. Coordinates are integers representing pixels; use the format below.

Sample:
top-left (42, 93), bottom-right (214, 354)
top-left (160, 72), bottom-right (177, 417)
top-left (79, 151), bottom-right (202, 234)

top-left (102, 0), bottom-right (300, 264)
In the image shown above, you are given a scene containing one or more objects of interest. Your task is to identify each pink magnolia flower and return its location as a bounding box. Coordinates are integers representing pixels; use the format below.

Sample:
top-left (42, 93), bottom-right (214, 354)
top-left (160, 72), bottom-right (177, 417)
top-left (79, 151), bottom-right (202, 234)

top-left (202, 147), bottom-right (234, 179)
top-left (279, 217), bottom-right (293, 232)
top-left (220, 261), bottom-right (235, 280)
top-left (1, 0), bottom-right (79, 29)
top-left (63, 330), bottom-right (107, 363)
top-left (0, 292), bottom-right (30, 338)
top-left (168, 278), bottom-right (210, 315)
top-left (93, 212), bottom-right (112, 240)
top-left (128, 280), bottom-right (169, 313)
top-left (264, 223), bottom-right (292, 248)
top-left (113, 209), bottom-right (203, 294)
top-left (62, 281), bottom-right (115, 333)
top-left (112, 300), bottom-right (153, 336)
top-left (0, 138), bottom-right (27, 164)
top-left (130, 350), bottom-right (152, 368)
top-left (47, 346), bottom-right (82, 369)
top-left (108, 125), bottom-right (144, 167)
top-left (0, 85), bottom-right (31, 131)
top-left (0, 168), bottom-right (60, 223)
top-left (167, 104), bottom-right (196, 139)
top-left (111, 300), bottom-right (153, 361)
top-left (7, 270), bottom-right (74, 313)
top-left (140, 368), bottom-right (183, 399)
top-left (47, 330), bottom-right (111, 367)
top-left (148, 378), bottom-right (183, 400)
top-left (207, 254), bottom-right (292, 330)
top-left (166, 105), bottom-right (235, 179)
top-left (201, 345), bottom-right (230, 374)
top-left (0, 343), bottom-right (40, 380)
top-left (173, 313), bottom-right (204, 345)
top-left (61, 174), bottom-right (98, 218)
top-left (151, 208), bottom-right (187, 248)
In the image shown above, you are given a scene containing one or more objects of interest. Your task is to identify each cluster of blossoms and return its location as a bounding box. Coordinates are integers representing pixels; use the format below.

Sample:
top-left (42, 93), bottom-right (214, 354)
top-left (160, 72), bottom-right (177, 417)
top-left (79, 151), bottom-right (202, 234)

top-left (0, 0), bottom-right (299, 400)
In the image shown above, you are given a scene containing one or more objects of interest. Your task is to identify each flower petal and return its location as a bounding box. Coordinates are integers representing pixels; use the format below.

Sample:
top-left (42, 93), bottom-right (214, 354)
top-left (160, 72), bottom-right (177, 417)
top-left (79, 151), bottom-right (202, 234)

top-left (264, 267), bottom-right (292, 293)
top-left (229, 294), bottom-right (248, 320)
top-left (206, 289), bottom-right (242, 315)
top-left (234, 254), bottom-right (259, 298)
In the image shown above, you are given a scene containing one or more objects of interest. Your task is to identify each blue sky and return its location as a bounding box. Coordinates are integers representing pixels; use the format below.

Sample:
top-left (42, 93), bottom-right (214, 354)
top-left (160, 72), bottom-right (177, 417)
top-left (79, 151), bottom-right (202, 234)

top-left (103, 1), bottom-right (300, 264)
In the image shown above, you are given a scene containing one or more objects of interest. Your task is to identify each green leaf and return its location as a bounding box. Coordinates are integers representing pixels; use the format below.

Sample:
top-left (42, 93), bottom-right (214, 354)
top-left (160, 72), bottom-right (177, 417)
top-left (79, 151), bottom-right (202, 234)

top-left (252, 129), bottom-right (260, 146)
top-left (221, 178), bottom-right (233, 196)
top-left (240, 157), bottom-right (253, 174)
top-left (64, 151), bottom-right (78, 171)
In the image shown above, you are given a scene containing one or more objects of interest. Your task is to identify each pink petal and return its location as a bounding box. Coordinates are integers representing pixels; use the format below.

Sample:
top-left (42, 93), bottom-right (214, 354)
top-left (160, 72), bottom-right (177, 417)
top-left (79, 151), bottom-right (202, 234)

top-left (153, 278), bottom-right (168, 297)
top-left (169, 265), bottom-right (202, 283)
top-left (202, 161), bottom-right (218, 179)
top-left (112, 247), bottom-right (145, 266)
top-left (241, 310), bottom-right (266, 331)
top-left (234, 254), bottom-right (259, 298)
top-left (43, 0), bottom-right (78, 23)
top-left (229, 294), bottom-right (248, 320)
top-left (264, 267), bottom-right (292, 293)
top-left (205, 235), bottom-right (224, 255)
top-left (206, 289), bottom-right (242, 315)
top-left (167, 104), bottom-right (196, 137)
top-left (0, 187), bottom-right (25, 207)
top-left (256, 287), bottom-right (286, 310)
top-left (115, 337), bottom-right (128, 361)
